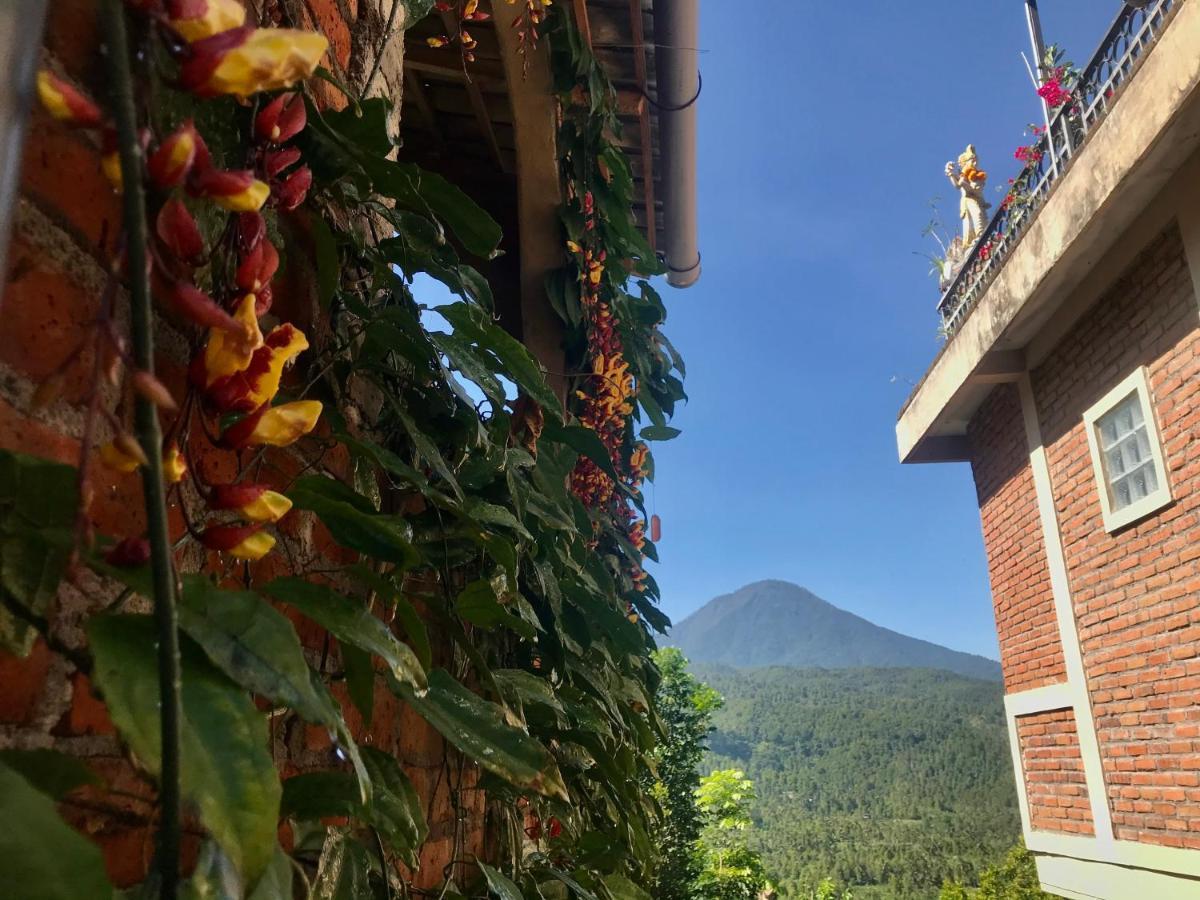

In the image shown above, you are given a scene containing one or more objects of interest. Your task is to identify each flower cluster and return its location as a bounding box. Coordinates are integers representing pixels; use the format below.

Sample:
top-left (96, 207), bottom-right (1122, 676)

top-left (35, 1), bottom-right (327, 563)
top-left (1037, 67), bottom-right (1073, 110)
top-left (565, 209), bottom-right (636, 510)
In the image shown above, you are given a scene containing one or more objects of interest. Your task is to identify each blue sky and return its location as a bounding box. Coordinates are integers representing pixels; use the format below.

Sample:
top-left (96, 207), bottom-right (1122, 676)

top-left (646, 1), bottom-right (1121, 659)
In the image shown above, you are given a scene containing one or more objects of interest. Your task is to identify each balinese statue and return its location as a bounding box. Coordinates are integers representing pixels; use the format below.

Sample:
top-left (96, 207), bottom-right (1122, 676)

top-left (944, 145), bottom-right (990, 246)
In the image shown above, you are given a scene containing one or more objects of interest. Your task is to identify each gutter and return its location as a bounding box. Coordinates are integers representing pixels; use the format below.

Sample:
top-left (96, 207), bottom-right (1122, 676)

top-left (652, 0), bottom-right (701, 288)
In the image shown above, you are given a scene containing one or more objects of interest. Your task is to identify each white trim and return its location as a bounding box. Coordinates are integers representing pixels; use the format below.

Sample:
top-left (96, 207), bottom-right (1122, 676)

top-left (1081, 367), bottom-right (1173, 532)
top-left (1017, 374), bottom-right (1115, 844)
top-left (1004, 682), bottom-right (1074, 717)
top-left (1030, 833), bottom-right (1200, 880)
top-left (1006, 705), bottom-right (1034, 836)
top-left (1036, 852), bottom-right (1200, 899)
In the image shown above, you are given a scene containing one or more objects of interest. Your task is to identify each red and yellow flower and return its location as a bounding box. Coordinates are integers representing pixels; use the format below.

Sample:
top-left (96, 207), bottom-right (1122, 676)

top-left (36, 71), bottom-right (102, 127)
top-left (200, 523), bottom-right (276, 560)
top-left (181, 27), bottom-right (328, 98)
top-left (189, 165), bottom-right (270, 212)
top-left (209, 483), bottom-right (293, 523)
top-left (220, 400), bottom-right (323, 449)
top-left (206, 323), bottom-right (309, 413)
top-left (163, 444), bottom-right (189, 483)
top-left (166, 0), bottom-right (247, 43)
top-left (200, 294), bottom-right (264, 387)
top-left (148, 121), bottom-right (199, 188)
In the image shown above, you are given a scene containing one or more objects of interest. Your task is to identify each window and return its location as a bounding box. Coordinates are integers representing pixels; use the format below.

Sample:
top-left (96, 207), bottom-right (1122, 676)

top-left (1083, 367), bottom-right (1171, 532)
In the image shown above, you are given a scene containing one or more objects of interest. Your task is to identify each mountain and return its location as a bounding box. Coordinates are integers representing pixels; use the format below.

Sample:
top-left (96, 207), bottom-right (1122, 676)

top-left (697, 664), bottom-right (1020, 899)
top-left (669, 580), bottom-right (1001, 681)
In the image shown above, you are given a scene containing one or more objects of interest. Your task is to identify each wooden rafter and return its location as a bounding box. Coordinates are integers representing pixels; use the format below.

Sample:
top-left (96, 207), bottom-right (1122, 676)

top-left (572, 0), bottom-right (593, 48)
top-left (438, 10), bottom-right (510, 174)
top-left (404, 70), bottom-right (445, 154)
top-left (628, 0), bottom-right (656, 249)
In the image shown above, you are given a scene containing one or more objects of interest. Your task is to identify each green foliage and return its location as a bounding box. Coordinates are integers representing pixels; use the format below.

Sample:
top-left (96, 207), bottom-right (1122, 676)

top-left (649, 648), bottom-right (722, 899)
top-left (696, 769), bottom-right (769, 900)
top-left (697, 769), bottom-right (756, 831)
top-left (88, 615), bottom-right (282, 884)
top-left (698, 666), bottom-right (1021, 899)
top-left (0, 761), bottom-right (114, 899)
top-left (940, 844), bottom-right (1051, 900)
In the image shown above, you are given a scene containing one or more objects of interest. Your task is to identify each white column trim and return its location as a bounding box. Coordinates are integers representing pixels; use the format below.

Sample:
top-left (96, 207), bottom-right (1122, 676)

top-left (1016, 374), bottom-right (1115, 844)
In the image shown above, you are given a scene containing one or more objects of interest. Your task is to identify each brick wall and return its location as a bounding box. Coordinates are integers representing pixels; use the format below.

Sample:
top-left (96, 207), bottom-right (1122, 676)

top-left (1032, 225), bottom-right (1200, 849)
top-left (1, 1), bottom-right (489, 888)
top-left (969, 382), bottom-right (1067, 694)
top-left (1016, 707), bottom-right (1095, 835)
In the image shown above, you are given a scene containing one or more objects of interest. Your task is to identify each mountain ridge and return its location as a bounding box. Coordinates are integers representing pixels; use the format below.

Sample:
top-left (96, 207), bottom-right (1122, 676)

top-left (668, 579), bottom-right (1001, 681)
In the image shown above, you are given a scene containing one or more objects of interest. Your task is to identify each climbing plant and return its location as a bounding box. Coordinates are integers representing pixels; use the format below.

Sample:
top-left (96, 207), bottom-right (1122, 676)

top-left (0, 1), bottom-right (683, 899)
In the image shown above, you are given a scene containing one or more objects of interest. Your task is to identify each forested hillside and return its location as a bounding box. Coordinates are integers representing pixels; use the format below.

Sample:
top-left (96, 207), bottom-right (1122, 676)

top-left (697, 665), bottom-right (1021, 899)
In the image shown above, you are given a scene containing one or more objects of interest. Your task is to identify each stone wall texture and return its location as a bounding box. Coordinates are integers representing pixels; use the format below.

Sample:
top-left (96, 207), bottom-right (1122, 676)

top-left (0, 1), bottom-right (490, 889)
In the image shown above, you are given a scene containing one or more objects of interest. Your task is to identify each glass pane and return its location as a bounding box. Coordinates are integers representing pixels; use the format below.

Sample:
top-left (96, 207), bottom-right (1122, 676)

top-left (1096, 390), bottom-right (1164, 515)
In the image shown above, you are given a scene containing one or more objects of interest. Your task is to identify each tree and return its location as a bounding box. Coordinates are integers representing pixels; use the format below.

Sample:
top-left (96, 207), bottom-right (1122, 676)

top-left (939, 844), bottom-right (1051, 900)
top-left (696, 768), bottom-right (769, 900)
top-left (650, 648), bottom-right (724, 900)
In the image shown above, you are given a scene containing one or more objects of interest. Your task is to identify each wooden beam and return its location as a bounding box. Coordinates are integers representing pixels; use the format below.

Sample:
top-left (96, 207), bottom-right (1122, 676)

top-left (402, 45), bottom-right (505, 84)
top-left (404, 70), bottom-right (446, 155)
top-left (572, 0), bottom-right (593, 49)
top-left (438, 10), bottom-right (509, 173)
top-left (628, 0), bottom-right (655, 250)
top-left (493, 0), bottom-right (568, 405)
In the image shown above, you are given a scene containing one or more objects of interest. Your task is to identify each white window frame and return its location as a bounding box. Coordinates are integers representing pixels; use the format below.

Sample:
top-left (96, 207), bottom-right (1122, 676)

top-left (1083, 366), bottom-right (1172, 533)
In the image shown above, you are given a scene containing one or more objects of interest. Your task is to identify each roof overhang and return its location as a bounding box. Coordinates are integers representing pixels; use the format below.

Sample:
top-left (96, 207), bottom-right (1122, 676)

top-left (897, 0), bottom-right (1200, 464)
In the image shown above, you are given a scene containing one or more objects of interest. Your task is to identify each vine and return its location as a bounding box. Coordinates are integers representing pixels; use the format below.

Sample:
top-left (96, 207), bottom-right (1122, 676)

top-left (1, 1), bottom-right (682, 899)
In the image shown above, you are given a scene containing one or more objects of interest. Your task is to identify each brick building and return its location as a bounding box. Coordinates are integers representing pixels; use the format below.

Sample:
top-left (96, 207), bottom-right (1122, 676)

top-left (897, 1), bottom-right (1200, 896)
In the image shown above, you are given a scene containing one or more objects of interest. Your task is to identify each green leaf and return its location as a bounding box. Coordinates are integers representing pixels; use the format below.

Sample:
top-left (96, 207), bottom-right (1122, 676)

top-left (370, 159), bottom-right (502, 258)
top-left (282, 771), bottom-right (360, 820)
top-left (340, 642), bottom-right (375, 728)
top-left (310, 212), bottom-right (340, 309)
top-left (639, 425), bottom-right (681, 442)
top-left (87, 615), bottom-right (281, 883)
top-left (247, 845), bottom-right (294, 900)
top-left (454, 579), bottom-right (536, 639)
top-left (541, 422), bottom-right (618, 484)
top-left (178, 576), bottom-right (335, 727)
top-left (177, 577), bottom-right (373, 804)
top-left (0, 748), bottom-right (100, 799)
top-left (437, 303), bottom-right (561, 417)
top-left (288, 476), bottom-right (420, 567)
top-left (359, 746), bottom-right (429, 864)
top-left (395, 669), bottom-right (568, 800)
top-left (263, 577), bottom-right (427, 694)
top-left (601, 875), bottom-right (651, 900)
top-left (464, 496), bottom-right (533, 541)
top-left (347, 564), bottom-right (433, 672)
top-left (181, 841), bottom-right (240, 900)
top-left (479, 862), bottom-right (524, 900)
top-left (0, 450), bottom-right (76, 655)
top-left (310, 828), bottom-right (373, 900)
top-left (493, 669), bottom-right (565, 718)
top-left (316, 96), bottom-right (393, 157)
top-left (0, 761), bottom-right (114, 900)
top-left (432, 331), bottom-right (507, 406)
top-left (385, 395), bottom-right (464, 501)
